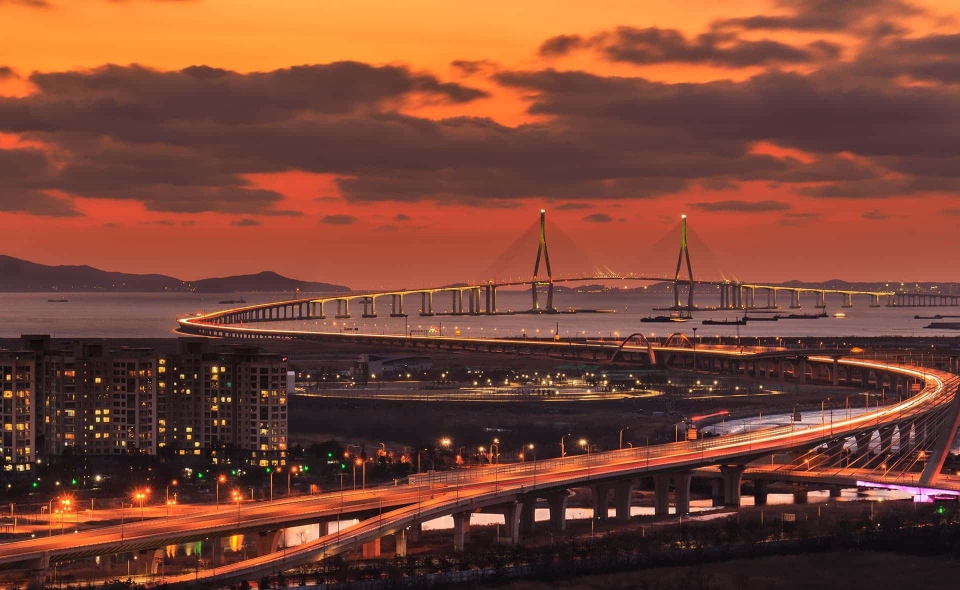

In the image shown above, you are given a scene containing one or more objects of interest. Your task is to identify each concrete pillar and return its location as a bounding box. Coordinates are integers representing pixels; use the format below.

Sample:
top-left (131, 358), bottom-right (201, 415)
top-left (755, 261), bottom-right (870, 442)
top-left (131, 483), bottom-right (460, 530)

top-left (878, 426), bottom-right (895, 455)
top-left (794, 487), bottom-right (809, 504)
top-left (592, 483), bottom-right (611, 521)
top-left (711, 478), bottom-right (724, 507)
top-left (719, 464), bottom-right (746, 507)
top-left (790, 290), bottom-right (801, 309)
top-left (753, 480), bottom-right (769, 506)
top-left (501, 501), bottom-right (522, 545)
top-left (798, 358), bottom-right (806, 384)
top-left (829, 486), bottom-right (843, 498)
top-left (143, 548), bottom-right (165, 575)
top-left (211, 537), bottom-right (224, 567)
top-left (654, 474), bottom-right (671, 516)
top-left (855, 431), bottom-right (873, 457)
top-left (674, 472), bottom-right (693, 515)
top-left (546, 491), bottom-right (568, 531)
top-left (520, 496), bottom-right (537, 533)
top-left (613, 481), bottom-right (635, 522)
top-left (453, 512), bottom-right (471, 551)
top-left (394, 530), bottom-right (407, 557)
top-left (407, 522), bottom-right (422, 542)
top-left (361, 538), bottom-right (381, 559)
top-left (256, 530), bottom-right (284, 556)
top-left (29, 553), bottom-right (50, 588)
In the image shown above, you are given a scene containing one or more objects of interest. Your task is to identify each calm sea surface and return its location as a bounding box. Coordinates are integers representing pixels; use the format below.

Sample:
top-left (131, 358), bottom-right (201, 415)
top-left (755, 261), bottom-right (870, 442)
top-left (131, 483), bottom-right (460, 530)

top-left (0, 290), bottom-right (955, 340)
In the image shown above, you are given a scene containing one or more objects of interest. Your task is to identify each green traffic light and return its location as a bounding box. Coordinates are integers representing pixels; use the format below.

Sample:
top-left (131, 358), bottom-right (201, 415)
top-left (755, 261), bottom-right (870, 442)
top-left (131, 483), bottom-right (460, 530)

top-left (32, 481), bottom-right (38, 488)
top-left (197, 473), bottom-right (204, 479)
top-left (71, 478), bottom-right (77, 485)
top-left (340, 463), bottom-right (346, 470)
top-left (303, 465), bottom-right (309, 472)
top-left (327, 452), bottom-right (332, 458)
top-left (938, 505), bottom-right (945, 514)
top-left (231, 470), bottom-right (237, 476)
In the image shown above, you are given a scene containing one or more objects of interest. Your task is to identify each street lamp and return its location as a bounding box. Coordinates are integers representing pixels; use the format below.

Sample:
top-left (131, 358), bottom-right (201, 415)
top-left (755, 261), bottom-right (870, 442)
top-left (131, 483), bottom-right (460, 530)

top-left (491, 438), bottom-right (500, 464)
top-left (579, 438), bottom-right (589, 455)
top-left (134, 489), bottom-right (149, 521)
top-left (561, 433), bottom-right (571, 457)
top-left (267, 467), bottom-right (277, 501)
top-left (692, 327), bottom-right (698, 373)
top-left (619, 426), bottom-right (630, 450)
top-left (166, 480), bottom-right (178, 515)
top-left (231, 490), bottom-right (242, 525)
top-left (216, 475), bottom-right (226, 509)
top-left (353, 458), bottom-right (362, 489)
top-left (287, 466), bottom-right (298, 496)
top-left (59, 498), bottom-right (71, 534)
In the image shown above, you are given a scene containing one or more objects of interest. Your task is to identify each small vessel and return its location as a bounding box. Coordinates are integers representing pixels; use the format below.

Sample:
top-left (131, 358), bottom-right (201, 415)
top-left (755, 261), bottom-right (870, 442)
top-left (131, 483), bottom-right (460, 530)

top-left (744, 315), bottom-right (780, 322)
top-left (47, 298), bottom-right (69, 303)
top-left (784, 312), bottom-right (825, 319)
top-left (833, 312), bottom-right (847, 318)
top-left (218, 299), bottom-right (247, 304)
top-left (641, 312), bottom-right (688, 323)
top-left (701, 317), bottom-right (746, 326)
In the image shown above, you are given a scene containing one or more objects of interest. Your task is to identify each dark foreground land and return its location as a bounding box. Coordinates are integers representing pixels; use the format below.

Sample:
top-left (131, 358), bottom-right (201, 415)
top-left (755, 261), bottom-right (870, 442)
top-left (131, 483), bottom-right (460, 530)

top-left (495, 551), bottom-right (960, 590)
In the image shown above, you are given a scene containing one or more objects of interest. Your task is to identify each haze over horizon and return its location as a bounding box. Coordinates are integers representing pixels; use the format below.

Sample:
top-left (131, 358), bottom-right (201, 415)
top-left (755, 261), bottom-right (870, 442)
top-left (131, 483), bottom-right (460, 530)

top-left (2, 0), bottom-right (960, 288)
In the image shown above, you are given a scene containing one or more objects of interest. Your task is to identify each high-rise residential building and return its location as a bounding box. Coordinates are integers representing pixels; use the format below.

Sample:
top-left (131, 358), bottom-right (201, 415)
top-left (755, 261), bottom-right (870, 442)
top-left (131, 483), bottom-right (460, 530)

top-left (157, 339), bottom-right (288, 467)
top-left (0, 351), bottom-right (36, 473)
top-left (9, 336), bottom-right (287, 468)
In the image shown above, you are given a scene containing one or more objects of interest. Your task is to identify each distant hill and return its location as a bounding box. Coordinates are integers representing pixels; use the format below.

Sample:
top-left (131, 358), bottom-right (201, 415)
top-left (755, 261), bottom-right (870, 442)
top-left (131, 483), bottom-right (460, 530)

top-left (0, 255), bottom-right (350, 294)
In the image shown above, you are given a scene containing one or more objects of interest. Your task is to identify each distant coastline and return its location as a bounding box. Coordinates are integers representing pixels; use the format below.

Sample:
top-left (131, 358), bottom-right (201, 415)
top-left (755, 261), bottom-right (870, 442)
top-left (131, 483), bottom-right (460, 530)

top-left (0, 255), bottom-right (351, 294)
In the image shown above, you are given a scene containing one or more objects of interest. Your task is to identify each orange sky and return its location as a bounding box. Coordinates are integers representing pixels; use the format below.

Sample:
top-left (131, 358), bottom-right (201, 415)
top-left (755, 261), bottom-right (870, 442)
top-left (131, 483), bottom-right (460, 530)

top-left (1, 0), bottom-right (958, 287)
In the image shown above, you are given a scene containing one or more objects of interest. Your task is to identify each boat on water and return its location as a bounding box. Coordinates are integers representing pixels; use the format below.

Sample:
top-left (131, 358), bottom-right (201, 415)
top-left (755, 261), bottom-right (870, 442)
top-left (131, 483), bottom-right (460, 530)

top-left (744, 315), bottom-right (780, 322)
top-left (701, 318), bottom-right (747, 326)
top-left (47, 298), bottom-right (69, 303)
top-left (784, 312), bottom-right (828, 319)
top-left (833, 312), bottom-right (847, 318)
top-left (641, 314), bottom-right (688, 323)
top-left (218, 299), bottom-right (247, 304)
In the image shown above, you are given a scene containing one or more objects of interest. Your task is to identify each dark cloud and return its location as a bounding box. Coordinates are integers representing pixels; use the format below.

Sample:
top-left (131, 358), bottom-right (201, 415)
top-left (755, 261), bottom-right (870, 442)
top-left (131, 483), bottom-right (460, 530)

top-left (691, 200), bottom-right (791, 212)
top-left (715, 0), bottom-right (921, 35)
top-left (231, 218), bottom-right (261, 227)
top-left (394, 213), bottom-right (412, 221)
top-left (450, 60), bottom-right (497, 76)
top-left (583, 213), bottom-right (614, 223)
top-left (0, 67), bottom-right (16, 79)
top-left (561, 27), bottom-right (840, 68)
top-left (320, 214), bottom-right (358, 225)
top-left (554, 202), bottom-right (593, 210)
top-left (0, 0), bottom-right (53, 7)
top-left (861, 209), bottom-right (890, 220)
top-left (538, 35), bottom-right (586, 57)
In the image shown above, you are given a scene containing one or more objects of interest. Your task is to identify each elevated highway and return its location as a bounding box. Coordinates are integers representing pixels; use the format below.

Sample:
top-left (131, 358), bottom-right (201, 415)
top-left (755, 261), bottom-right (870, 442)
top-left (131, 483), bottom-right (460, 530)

top-left (4, 351), bottom-right (959, 586)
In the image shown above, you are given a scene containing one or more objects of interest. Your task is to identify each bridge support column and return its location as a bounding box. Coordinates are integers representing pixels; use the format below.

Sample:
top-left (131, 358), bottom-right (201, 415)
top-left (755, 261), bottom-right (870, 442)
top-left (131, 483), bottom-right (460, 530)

top-left (28, 553), bottom-right (50, 588)
top-left (878, 426), bottom-right (895, 455)
top-left (362, 296), bottom-right (377, 318)
top-left (899, 422), bottom-right (913, 453)
top-left (546, 491), bottom-right (569, 531)
top-left (797, 358), bottom-right (807, 384)
top-left (501, 501), bottom-right (522, 545)
top-left (211, 537), bottom-right (225, 567)
top-left (486, 286), bottom-right (498, 314)
top-left (520, 496), bottom-right (537, 533)
top-left (613, 481), bottom-right (635, 522)
top-left (842, 293), bottom-right (854, 308)
top-left (394, 530), bottom-right (408, 557)
top-left (407, 522), bottom-right (422, 542)
top-left (592, 483), bottom-right (611, 521)
top-left (855, 432), bottom-right (873, 457)
top-left (790, 290), bottom-right (801, 309)
top-left (815, 291), bottom-right (826, 309)
top-left (420, 292), bottom-right (434, 316)
top-left (832, 359), bottom-right (839, 386)
top-left (140, 548), bottom-right (165, 575)
top-left (654, 472), bottom-right (692, 515)
top-left (720, 464), bottom-right (746, 507)
top-left (452, 290), bottom-right (463, 315)
top-left (390, 294), bottom-right (406, 317)
top-left (362, 538), bottom-right (381, 559)
top-left (452, 512), bottom-right (471, 551)
top-left (336, 299), bottom-right (350, 319)
top-left (829, 486), bottom-right (843, 498)
top-left (256, 530), bottom-right (284, 556)
top-left (793, 487), bottom-right (809, 504)
top-left (654, 475), bottom-right (671, 516)
top-left (753, 480), bottom-right (769, 506)
top-left (674, 472), bottom-right (692, 515)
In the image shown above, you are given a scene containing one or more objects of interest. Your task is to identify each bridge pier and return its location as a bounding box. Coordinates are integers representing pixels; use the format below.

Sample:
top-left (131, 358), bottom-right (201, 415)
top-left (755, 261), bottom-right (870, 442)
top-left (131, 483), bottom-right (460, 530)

top-left (394, 529), bottom-right (408, 557)
top-left (592, 484), bottom-right (611, 521)
top-left (335, 298), bottom-right (350, 319)
top-left (256, 530), bottom-right (284, 556)
top-left (613, 481), bottom-right (635, 522)
top-left (485, 285), bottom-right (498, 314)
top-left (719, 464), bottom-right (746, 507)
top-left (28, 553), bottom-right (50, 588)
top-left (842, 293), bottom-right (854, 308)
top-left (753, 480), bottom-right (769, 506)
top-left (362, 537), bottom-right (381, 559)
top-left (452, 290), bottom-right (463, 315)
top-left (790, 290), bottom-right (801, 309)
top-left (878, 425), bottom-right (895, 456)
top-left (452, 511), bottom-right (472, 551)
top-left (793, 487), bottom-right (809, 504)
top-left (546, 490), bottom-right (569, 531)
top-left (498, 501), bottom-right (522, 545)
top-left (520, 496), bottom-right (537, 533)
top-left (654, 472), bottom-right (692, 516)
top-left (314, 301), bottom-right (326, 319)
top-left (855, 431), bottom-right (874, 457)
top-left (362, 296), bottom-right (377, 318)
top-left (390, 294), bottom-right (406, 317)
top-left (420, 291), bottom-right (434, 316)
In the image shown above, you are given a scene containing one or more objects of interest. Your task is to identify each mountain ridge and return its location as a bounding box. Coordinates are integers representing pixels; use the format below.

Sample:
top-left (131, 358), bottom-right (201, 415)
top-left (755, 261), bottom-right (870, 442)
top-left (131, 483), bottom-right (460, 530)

top-left (0, 255), bottom-right (350, 294)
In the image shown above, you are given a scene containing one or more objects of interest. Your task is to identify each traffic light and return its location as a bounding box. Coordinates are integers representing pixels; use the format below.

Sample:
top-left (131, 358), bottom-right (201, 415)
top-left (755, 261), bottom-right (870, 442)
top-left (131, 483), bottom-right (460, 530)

top-left (197, 472), bottom-right (204, 479)
top-left (71, 478), bottom-right (78, 486)
top-left (327, 452), bottom-right (333, 458)
top-left (938, 505), bottom-right (946, 515)
top-left (231, 469), bottom-right (237, 476)
top-left (339, 462), bottom-right (346, 470)
top-left (31, 481), bottom-right (38, 488)
top-left (303, 465), bottom-right (309, 472)
top-left (266, 467), bottom-right (272, 474)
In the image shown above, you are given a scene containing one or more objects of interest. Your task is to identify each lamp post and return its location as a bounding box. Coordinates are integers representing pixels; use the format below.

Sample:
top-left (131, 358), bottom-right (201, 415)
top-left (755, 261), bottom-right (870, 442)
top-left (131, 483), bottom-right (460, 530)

top-left (120, 502), bottom-right (125, 540)
top-left (561, 433), bottom-right (571, 457)
top-left (59, 498), bottom-right (70, 534)
top-left (216, 475), bottom-right (226, 509)
top-left (166, 480), bottom-right (178, 516)
top-left (692, 327), bottom-right (698, 373)
top-left (287, 466), bottom-right (298, 496)
top-left (232, 490), bottom-right (242, 525)
top-left (619, 426), bottom-right (630, 450)
top-left (529, 444), bottom-right (537, 487)
top-left (491, 438), bottom-right (500, 464)
top-left (268, 468), bottom-right (277, 501)
top-left (134, 489), bottom-right (148, 521)
top-left (579, 438), bottom-right (589, 455)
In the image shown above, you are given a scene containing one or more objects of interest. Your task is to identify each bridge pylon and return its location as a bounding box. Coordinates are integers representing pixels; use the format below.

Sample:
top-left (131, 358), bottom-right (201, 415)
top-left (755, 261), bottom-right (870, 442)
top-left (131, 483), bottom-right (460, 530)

top-left (672, 214), bottom-right (694, 312)
top-left (531, 208), bottom-right (557, 313)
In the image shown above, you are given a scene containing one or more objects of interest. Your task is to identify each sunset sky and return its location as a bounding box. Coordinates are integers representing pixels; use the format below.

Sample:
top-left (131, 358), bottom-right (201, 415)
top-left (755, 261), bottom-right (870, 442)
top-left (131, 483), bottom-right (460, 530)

top-left (2, 0), bottom-right (960, 288)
